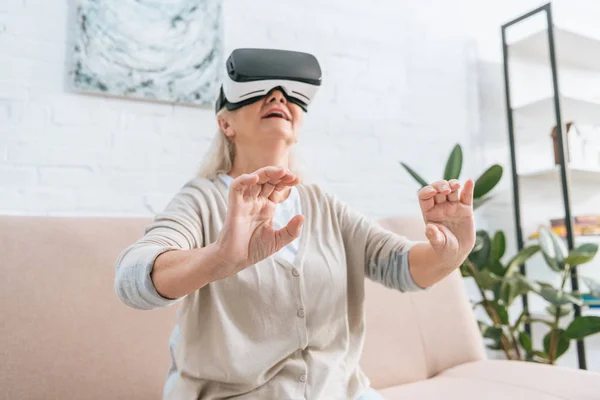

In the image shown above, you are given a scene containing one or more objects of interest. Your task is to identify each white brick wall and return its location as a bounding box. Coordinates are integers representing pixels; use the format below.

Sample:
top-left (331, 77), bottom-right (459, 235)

top-left (0, 0), bottom-right (476, 217)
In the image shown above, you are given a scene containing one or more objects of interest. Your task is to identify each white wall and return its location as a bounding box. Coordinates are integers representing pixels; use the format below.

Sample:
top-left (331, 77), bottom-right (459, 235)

top-left (0, 0), bottom-right (477, 218)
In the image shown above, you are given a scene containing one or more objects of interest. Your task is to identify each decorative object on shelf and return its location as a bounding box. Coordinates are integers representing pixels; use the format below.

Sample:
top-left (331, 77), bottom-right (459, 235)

top-left (401, 144), bottom-right (600, 364)
top-left (551, 122), bottom-right (600, 171)
top-left (71, 0), bottom-right (223, 106)
top-left (551, 121), bottom-right (574, 165)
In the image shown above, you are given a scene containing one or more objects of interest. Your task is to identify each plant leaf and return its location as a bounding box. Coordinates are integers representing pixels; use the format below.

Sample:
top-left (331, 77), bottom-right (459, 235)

top-left (546, 304), bottom-right (572, 318)
top-left (490, 302), bottom-right (509, 325)
top-left (488, 259), bottom-right (505, 276)
top-left (565, 243), bottom-right (599, 266)
top-left (491, 231), bottom-right (506, 261)
top-left (519, 331), bottom-right (533, 353)
top-left (482, 326), bottom-right (503, 341)
top-left (543, 329), bottom-right (570, 359)
top-left (469, 231), bottom-right (491, 270)
top-left (538, 226), bottom-right (567, 271)
top-left (443, 144), bottom-right (463, 180)
top-left (497, 274), bottom-right (539, 306)
top-left (477, 320), bottom-right (488, 332)
top-left (474, 269), bottom-right (501, 291)
top-left (505, 245), bottom-right (541, 277)
top-left (473, 196), bottom-right (493, 210)
top-left (486, 342), bottom-right (504, 350)
top-left (527, 317), bottom-right (554, 327)
top-left (473, 164), bottom-right (503, 199)
top-left (511, 274), bottom-right (540, 303)
top-left (478, 321), bottom-right (504, 352)
top-left (582, 276), bottom-right (600, 297)
top-left (399, 162), bottom-right (428, 187)
top-left (539, 287), bottom-right (583, 306)
top-left (512, 310), bottom-right (527, 332)
top-left (566, 316), bottom-right (600, 340)
top-left (459, 262), bottom-right (472, 277)
top-left (534, 350), bottom-right (549, 360)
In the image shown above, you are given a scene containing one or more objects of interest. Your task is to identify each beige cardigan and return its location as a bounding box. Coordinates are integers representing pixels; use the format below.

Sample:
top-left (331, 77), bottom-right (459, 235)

top-left (115, 176), bottom-right (424, 400)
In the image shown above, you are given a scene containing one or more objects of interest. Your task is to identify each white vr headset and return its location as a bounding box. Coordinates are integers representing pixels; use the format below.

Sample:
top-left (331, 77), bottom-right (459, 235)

top-left (215, 48), bottom-right (322, 113)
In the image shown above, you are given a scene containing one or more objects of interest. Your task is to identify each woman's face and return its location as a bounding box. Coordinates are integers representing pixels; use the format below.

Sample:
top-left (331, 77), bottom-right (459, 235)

top-left (218, 89), bottom-right (304, 147)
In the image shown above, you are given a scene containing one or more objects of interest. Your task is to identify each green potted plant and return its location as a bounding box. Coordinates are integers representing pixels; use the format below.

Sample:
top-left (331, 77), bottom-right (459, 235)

top-left (401, 144), bottom-right (600, 363)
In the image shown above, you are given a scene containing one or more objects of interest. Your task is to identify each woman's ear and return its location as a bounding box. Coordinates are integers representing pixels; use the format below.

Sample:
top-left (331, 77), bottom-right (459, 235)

top-left (217, 113), bottom-right (235, 139)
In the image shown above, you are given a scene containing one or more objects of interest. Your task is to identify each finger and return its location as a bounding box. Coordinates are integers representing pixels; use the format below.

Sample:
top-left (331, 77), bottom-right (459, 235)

top-left (431, 180), bottom-right (451, 194)
top-left (259, 182), bottom-right (276, 198)
top-left (274, 175), bottom-right (300, 191)
top-left (417, 186), bottom-right (436, 213)
top-left (447, 179), bottom-right (461, 202)
top-left (435, 192), bottom-right (447, 204)
top-left (425, 223), bottom-right (446, 250)
top-left (255, 166), bottom-right (287, 185)
top-left (432, 180), bottom-right (450, 204)
top-left (230, 173), bottom-right (260, 199)
top-left (460, 178), bottom-right (475, 206)
top-left (269, 185), bottom-right (296, 203)
top-left (248, 183), bottom-right (262, 198)
top-left (417, 185), bottom-right (437, 201)
top-left (279, 170), bottom-right (298, 183)
top-left (275, 214), bottom-right (304, 247)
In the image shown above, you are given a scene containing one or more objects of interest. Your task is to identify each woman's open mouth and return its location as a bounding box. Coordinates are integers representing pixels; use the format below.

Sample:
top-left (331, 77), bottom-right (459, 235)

top-left (262, 108), bottom-right (290, 121)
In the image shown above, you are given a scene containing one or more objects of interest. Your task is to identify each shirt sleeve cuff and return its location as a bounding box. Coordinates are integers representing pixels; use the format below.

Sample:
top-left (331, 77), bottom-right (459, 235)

top-left (115, 245), bottom-right (182, 310)
top-left (401, 242), bottom-right (431, 291)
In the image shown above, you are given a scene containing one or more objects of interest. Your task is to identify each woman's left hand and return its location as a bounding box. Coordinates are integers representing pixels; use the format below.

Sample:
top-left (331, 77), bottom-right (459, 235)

top-left (417, 179), bottom-right (476, 264)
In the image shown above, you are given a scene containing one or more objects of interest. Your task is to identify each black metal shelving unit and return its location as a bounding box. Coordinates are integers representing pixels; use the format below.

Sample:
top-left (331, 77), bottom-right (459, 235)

top-left (501, 2), bottom-right (587, 369)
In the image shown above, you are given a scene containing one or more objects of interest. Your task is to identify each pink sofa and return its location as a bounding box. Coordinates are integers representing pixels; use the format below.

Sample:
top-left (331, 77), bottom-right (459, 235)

top-left (1, 215), bottom-right (600, 399)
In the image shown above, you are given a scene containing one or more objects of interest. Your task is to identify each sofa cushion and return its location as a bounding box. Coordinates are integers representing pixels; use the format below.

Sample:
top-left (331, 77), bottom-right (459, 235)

top-left (379, 360), bottom-right (600, 399)
top-left (361, 218), bottom-right (486, 389)
top-left (0, 216), bottom-right (175, 400)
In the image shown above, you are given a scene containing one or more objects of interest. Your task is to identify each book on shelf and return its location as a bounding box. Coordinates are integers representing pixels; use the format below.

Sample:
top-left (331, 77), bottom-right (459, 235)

top-left (528, 215), bottom-right (600, 238)
top-left (551, 215), bottom-right (600, 236)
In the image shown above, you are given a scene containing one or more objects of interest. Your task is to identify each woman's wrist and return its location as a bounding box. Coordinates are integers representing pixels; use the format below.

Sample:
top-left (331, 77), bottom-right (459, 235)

top-left (190, 242), bottom-right (239, 286)
top-left (408, 242), bottom-right (462, 288)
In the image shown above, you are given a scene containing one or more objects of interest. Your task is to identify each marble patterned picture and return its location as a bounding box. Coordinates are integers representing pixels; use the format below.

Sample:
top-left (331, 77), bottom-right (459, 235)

top-left (72, 0), bottom-right (223, 106)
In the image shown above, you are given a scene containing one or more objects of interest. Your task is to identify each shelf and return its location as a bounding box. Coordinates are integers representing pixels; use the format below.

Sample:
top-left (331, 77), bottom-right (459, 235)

top-left (529, 307), bottom-right (600, 320)
top-left (519, 166), bottom-right (600, 182)
top-left (510, 26), bottom-right (600, 71)
top-left (583, 307), bottom-right (600, 317)
top-left (577, 236), bottom-right (600, 242)
top-left (513, 96), bottom-right (600, 126)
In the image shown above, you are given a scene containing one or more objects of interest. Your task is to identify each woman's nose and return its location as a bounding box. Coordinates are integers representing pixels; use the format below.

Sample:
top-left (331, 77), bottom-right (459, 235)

top-left (266, 89), bottom-right (287, 104)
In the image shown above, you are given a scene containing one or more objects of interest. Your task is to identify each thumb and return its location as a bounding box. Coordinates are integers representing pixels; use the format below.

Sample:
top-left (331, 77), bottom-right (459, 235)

top-left (275, 214), bottom-right (304, 248)
top-left (425, 223), bottom-right (446, 251)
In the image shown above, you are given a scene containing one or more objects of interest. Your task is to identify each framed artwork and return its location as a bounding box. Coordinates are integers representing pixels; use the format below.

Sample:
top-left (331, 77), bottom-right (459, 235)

top-left (71, 0), bottom-right (223, 106)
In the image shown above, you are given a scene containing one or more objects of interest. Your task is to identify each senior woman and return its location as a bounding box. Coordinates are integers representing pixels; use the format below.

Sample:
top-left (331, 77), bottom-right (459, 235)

top-left (115, 48), bottom-right (476, 400)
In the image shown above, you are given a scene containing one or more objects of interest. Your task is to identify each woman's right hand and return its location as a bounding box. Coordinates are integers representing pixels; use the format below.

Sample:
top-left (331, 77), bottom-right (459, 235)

top-left (214, 166), bottom-right (304, 279)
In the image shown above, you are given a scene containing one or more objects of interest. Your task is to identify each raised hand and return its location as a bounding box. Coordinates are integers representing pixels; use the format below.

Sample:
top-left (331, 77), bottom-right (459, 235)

top-left (214, 166), bottom-right (304, 279)
top-left (417, 179), bottom-right (476, 262)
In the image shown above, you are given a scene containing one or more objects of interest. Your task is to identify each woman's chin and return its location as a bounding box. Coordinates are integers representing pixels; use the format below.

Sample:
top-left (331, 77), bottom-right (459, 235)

top-left (260, 127), bottom-right (295, 142)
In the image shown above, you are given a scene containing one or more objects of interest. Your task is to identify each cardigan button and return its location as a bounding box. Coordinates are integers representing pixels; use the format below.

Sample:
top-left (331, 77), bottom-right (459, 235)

top-left (299, 373), bottom-right (307, 382)
top-left (292, 268), bottom-right (300, 277)
top-left (297, 308), bottom-right (305, 318)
